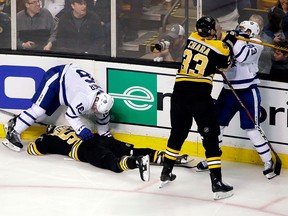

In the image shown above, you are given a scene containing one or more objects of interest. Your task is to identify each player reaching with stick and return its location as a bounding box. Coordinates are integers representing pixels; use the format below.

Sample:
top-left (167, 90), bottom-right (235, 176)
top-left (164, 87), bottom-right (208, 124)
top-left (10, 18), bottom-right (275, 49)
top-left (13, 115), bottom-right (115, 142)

top-left (159, 16), bottom-right (233, 200)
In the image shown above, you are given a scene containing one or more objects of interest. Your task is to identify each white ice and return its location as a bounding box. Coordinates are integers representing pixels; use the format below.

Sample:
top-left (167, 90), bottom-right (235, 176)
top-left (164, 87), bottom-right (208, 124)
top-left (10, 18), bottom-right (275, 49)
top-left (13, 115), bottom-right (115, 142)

top-left (0, 139), bottom-right (287, 216)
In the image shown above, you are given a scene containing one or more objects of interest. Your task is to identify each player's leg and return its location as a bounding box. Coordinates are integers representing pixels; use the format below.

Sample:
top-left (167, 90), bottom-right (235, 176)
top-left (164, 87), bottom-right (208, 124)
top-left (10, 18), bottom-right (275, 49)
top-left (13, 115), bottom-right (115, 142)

top-left (196, 89), bottom-right (237, 171)
top-left (240, 88), bottom-right (274, 179)
top-left (195, 95), bottom-right (233, 200)
top-left (2, 71), bottom-right (60, 151)
top-left (160, 91), bottom-right (192, 187)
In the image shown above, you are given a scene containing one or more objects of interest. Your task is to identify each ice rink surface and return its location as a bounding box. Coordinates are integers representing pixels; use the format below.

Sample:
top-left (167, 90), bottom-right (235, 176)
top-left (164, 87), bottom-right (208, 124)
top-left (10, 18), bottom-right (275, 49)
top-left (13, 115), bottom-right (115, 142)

top-left (0, 139), bottom-right (287, 216)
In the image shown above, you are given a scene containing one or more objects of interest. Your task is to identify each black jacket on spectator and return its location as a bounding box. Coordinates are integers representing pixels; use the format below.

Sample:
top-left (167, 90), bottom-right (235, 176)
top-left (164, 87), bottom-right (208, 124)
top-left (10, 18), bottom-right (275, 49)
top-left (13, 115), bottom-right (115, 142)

top-left (270, 58), bottom-right (288, 82)
top-left (54, 10), bottom-right (105, 55)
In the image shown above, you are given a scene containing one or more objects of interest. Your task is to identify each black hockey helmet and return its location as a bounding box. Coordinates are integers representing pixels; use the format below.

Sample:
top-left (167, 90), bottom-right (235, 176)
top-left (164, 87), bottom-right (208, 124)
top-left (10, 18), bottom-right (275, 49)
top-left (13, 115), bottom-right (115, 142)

top-left (196, 16), bottom-right (216, 37)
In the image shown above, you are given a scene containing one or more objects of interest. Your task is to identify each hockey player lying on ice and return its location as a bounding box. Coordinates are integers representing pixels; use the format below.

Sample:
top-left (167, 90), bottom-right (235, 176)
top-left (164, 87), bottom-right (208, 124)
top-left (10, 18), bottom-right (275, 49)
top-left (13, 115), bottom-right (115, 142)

top-left (27, 125), bottom-right (191, 182)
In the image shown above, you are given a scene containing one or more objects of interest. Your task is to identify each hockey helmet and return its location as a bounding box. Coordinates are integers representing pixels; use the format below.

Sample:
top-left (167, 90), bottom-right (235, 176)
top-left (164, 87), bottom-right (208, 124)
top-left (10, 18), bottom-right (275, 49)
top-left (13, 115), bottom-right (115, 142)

top-left (94, 92), bottom-right (114, 114)
top-left (239, 21), bottom-right (260, 38)
top-left (196, 16), bottom-right (216, 37)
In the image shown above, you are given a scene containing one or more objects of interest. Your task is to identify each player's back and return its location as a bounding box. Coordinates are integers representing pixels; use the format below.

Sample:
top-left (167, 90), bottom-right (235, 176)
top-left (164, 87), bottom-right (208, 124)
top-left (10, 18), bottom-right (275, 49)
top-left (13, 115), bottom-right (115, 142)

top-left (176, 32), bottom-right (231, 85)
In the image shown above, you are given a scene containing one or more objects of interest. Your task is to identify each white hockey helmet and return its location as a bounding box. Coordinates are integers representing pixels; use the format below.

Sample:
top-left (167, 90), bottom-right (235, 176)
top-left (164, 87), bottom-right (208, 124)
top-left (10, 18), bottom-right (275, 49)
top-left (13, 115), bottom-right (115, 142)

top-left (239, 21), bottom-right (260, 38)
top-left (94, 92), bottom-right (114, 114)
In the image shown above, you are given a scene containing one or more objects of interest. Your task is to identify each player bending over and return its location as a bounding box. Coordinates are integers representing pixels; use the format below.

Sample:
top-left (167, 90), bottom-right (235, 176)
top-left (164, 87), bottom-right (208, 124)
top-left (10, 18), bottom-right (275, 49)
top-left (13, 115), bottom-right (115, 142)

top-left (3, 63), bottom-right (114, 152)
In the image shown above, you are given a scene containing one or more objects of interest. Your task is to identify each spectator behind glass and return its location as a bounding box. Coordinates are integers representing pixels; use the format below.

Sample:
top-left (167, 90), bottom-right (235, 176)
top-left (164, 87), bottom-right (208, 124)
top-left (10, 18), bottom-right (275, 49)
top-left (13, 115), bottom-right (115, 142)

top-left (91, 0), bottom-right (122, 55)
top-left (54, 0), bottom-right (105, 55)
top-left (0, 3), bottom-right (10, 49)
top-left (120, 0), bottom-right (143, 42)
top-left (249, 14), bottom-right (274, 74)
top-left (263, 5), bottom-right (286, 43)
top-left (152, 24), bottom-right (186, 62)
top-left (270, 40), bottom-right (288, 82)
top-left (17, 0), bottom-right (56, 50)
top-left (198, 0), bottom-right (239, 31)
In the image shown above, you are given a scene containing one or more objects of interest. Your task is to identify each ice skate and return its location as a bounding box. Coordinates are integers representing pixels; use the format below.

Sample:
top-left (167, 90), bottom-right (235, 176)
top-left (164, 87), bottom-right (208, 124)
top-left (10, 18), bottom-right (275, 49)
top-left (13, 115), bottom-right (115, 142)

top-left (210, 173), bottom-right (233, 200)
top-left (263, 159), bottom-right (276, 180)
top-left (159, 165), bottom-right (176, 188)
top-left (137, 155), bottom-right (150, 181)
top-left (196, 160), bottom-right (208, 172)
top-left (2, 116), bottom-right (23, 152)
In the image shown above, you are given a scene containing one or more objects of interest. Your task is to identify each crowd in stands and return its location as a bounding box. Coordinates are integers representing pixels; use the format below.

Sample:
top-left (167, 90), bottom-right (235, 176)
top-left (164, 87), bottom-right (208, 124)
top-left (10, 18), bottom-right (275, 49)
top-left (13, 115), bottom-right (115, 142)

top-left (0, 0), bottom-right (287, 82)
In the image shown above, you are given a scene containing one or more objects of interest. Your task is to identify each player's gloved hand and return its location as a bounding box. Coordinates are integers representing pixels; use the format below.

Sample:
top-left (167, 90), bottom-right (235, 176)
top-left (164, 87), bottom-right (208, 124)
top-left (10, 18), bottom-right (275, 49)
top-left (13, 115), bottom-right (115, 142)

top-left (77, 127), bottom-right (94, 141)
top-left (223, 30), bottom-right (241, 52)
top-left (100, 131), bottom-right (113, 139)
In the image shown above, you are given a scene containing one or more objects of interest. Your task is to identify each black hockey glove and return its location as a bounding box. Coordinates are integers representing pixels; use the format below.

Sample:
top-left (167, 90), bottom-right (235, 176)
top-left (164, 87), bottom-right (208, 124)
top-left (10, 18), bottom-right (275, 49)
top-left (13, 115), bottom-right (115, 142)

top-left (223, 30), bottom-right (239, 51)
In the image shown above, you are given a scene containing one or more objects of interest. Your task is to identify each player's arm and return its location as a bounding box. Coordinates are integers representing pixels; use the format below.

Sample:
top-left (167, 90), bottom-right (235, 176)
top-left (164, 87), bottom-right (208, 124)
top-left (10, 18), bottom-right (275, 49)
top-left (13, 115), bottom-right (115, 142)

top-left (66, 96), bottom-right (94, 141)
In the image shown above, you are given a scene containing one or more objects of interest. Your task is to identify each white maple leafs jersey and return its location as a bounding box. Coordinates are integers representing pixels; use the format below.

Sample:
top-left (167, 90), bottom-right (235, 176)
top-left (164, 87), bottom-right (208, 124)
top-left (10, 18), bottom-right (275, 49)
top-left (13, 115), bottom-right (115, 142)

top-left (224, 38), bottom-right (264, 89)
top-left (58, 64), bottom-right (105, 133)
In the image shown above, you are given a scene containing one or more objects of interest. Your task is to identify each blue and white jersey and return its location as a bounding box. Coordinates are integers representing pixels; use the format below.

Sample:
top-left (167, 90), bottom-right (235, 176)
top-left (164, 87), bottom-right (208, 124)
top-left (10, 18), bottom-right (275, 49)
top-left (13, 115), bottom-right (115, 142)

top-left (59, 64), bottom-right (102, 132)
top-left (224, 38), bottom-right (263, 89)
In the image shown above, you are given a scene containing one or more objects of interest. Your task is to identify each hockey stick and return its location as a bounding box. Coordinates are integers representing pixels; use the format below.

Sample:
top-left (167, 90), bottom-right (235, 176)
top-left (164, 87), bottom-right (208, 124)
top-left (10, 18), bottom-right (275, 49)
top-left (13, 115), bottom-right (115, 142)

top-left (219, 71), bottom-right (282, 176)
top-left (235, 36), bottom-right (288, 52)
top-left (0, 109), bottom-right (49, 126)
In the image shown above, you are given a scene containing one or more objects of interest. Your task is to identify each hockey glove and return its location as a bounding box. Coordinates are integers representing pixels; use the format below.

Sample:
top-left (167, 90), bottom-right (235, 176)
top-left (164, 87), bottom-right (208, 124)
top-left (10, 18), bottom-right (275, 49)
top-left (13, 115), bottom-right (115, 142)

top-left (223, 30), bottom-right (239, 51)
top-left (77, 127), bottom-right (94, 141)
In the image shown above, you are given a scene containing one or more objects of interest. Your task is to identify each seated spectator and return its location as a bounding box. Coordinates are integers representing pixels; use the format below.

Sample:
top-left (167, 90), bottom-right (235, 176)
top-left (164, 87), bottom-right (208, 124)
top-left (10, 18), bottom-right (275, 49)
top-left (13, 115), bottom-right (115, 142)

top-left (250, 14), bottom-right (274, 74)
top-left (151, 24), bottom-right (186, 62)
top-left (17, 0), bottom-right (56, 50)
top-left (54, 0), bottom-right (105, 55)
top-left (263, 4), bottom-right (286, 43)
top-left (120, 0), bottom-right (143, 42)
top-left (92, 0), bottom-right (122, 55)
top-left (0, 11), bottom-right (10, 49)
top-left (270, 40), bottom-right (288, 82)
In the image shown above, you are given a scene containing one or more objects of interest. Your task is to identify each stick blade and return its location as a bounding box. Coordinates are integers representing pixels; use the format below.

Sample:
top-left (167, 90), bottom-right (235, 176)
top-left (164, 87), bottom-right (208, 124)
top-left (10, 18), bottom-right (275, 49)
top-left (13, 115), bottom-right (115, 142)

top-left (274, 160), bottom-right (282, 176)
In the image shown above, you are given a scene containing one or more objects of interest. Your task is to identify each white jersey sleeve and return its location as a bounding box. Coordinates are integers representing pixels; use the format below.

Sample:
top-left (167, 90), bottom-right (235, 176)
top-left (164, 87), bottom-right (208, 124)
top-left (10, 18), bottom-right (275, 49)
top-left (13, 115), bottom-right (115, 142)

top-left (233, 38), bottom-right (263, 63)
top-left (65, 92), bottom-right (92, 133)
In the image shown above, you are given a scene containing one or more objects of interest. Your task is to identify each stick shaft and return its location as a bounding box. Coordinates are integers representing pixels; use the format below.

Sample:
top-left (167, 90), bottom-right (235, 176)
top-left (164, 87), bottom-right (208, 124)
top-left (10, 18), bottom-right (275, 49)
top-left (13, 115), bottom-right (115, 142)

top-left (235, 36), bottom-right (288, 52)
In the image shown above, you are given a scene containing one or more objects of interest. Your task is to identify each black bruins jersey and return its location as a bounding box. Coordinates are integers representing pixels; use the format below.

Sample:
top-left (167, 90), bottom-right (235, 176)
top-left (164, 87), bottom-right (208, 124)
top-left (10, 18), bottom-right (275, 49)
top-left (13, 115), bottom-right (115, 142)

top-left (27, 125), bottom-right (83, 160)
top-left (176, 32), bottom-right (231, 85)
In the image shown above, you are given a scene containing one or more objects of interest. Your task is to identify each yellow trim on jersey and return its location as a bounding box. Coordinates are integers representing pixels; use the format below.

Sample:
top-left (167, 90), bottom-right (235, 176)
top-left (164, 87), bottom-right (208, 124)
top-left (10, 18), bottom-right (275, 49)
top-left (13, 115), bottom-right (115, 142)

top-left (164, 154), bottom-right (177, 161)
top-left (207, 157), bottom-right (221, 162)
top-left (166, 147), bottom-right (180, 154)
top-left (69, 143), bottom-right (81, 161)
top-left (27, 142), bottom-right (43, 156)
top-left (188, 32), bottom-right (230, 56)
top-left (208, 164), bottom-right (221, 169)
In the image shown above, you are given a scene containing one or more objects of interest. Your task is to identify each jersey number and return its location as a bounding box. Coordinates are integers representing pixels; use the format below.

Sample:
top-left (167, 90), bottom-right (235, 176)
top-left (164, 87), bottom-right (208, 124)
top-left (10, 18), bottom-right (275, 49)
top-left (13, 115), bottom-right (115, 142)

top-left (180, 49), bottom-right (208, 75)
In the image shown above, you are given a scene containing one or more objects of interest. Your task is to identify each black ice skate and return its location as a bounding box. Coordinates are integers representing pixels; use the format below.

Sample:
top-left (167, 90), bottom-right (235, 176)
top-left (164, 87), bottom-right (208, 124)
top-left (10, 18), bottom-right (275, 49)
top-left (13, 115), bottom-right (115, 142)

top-left (263, 159), bottom-right (276, 180)
top-left (137, 155), bottom-right (150, 181)
top-left (159, 165), bottom-right (176, 188)
top-left (210, 173), bottom-right (233, 200)
top-left (2, 116), bottom-right (23, 152)
top-left (196, 160), bottom-right (208, 172)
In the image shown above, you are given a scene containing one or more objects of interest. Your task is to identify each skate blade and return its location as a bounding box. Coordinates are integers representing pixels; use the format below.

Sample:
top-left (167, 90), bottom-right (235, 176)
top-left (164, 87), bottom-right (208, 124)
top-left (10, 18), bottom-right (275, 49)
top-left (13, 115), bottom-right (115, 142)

top-left (196, 168), bottom-right (209, 172)
top-left (266, 172), bottom-right (277, 180)
top-left (159, 180), bottom-right (170, 189)
top-left (213, 191), bottom-right (233, 200)
top-left (139, 155), bottom-right (150, 182)
top-left (2, 139), bottom-right (21, 152)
